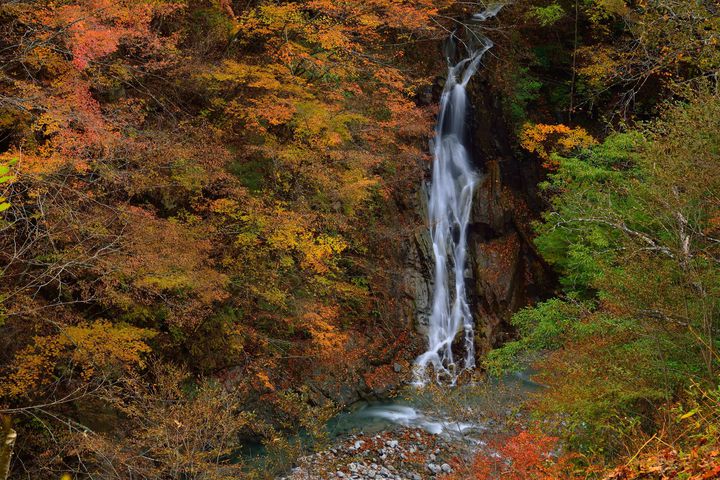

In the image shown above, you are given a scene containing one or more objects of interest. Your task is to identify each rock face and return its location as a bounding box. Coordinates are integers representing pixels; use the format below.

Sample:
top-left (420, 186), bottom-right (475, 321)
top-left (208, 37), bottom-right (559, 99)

top-left (465, 72), bottom-right (554, 355)
top-left (403, 67), bottom-right (553, 359)
top-left (404, 189), bottom-right (434, 337)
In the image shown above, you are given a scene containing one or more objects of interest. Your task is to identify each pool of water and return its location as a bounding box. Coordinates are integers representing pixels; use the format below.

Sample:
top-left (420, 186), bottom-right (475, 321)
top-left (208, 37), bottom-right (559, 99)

top-left (327, 370), bottom-right (543, 440)
top-left (327, 399), bottom-right (479, 437)
top-left (238, 369), bottom-right (544, 472)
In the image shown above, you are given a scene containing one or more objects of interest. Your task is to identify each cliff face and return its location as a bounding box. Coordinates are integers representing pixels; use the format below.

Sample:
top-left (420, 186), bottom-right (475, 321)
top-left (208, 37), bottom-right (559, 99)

top-left (467, 71), bottom-right (554, 355)
top-left (404, 66), bottom-right (554, 360)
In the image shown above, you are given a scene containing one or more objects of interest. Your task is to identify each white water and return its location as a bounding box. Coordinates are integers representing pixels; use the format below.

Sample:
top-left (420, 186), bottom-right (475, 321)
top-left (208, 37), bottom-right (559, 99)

top-left (414, 6), bottom-right (501, 385)
top-left (358, 404), bottom-right (480, 437)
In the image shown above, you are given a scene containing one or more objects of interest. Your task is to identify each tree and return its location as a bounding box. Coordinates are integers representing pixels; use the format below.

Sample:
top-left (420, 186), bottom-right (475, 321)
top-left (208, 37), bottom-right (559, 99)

top-left (493, 91), bottom-right (720, 456)
top-left (0, 416), bottom-right (15, 480)
top-left (0, 0), bottom-right (467, 476)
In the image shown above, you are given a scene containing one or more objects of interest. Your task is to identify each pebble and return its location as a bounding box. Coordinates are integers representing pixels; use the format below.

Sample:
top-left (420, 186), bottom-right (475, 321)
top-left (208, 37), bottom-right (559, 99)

top-left (427, 463), bottom-right (441, 474)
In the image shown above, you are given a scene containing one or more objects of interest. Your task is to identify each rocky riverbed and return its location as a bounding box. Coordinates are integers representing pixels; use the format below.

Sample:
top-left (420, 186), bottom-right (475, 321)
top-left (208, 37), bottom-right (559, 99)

top-left (280, 428), bottom-right (469, 480)
top-left (278, 372), bottom-right (541, 479)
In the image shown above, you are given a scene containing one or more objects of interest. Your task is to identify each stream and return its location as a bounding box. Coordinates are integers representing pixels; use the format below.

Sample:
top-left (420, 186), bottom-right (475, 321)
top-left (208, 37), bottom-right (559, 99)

top-left (327, 370), bottom-right (541, 440)
top-left (241, 370), bottom-right (543, 477)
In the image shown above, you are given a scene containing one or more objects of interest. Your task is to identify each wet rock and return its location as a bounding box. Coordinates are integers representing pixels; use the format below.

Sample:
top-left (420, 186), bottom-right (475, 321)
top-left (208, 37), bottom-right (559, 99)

top-left (402, 61), bottom-right (554, 361)
top-left (404, 228), bottom-right (433, 336)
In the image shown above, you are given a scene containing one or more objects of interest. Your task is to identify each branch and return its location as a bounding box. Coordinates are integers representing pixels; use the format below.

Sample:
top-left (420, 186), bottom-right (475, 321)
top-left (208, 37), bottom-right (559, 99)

top-left (638, 309), bottom-right (691, 328)
top-left (549, 213), bottom-right (675, 259)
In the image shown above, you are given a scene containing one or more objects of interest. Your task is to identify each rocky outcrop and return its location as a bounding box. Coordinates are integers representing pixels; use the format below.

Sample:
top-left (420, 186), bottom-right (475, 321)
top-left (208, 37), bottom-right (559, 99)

top-left (403, 182), bottom-right (433, 337)
top-left (464, 72), bottom-right (554, 355)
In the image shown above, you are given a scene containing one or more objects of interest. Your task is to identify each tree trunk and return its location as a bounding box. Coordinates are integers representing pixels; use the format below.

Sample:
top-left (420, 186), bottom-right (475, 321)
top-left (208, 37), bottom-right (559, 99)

top-left (0, 416), bottom-right (16, 480)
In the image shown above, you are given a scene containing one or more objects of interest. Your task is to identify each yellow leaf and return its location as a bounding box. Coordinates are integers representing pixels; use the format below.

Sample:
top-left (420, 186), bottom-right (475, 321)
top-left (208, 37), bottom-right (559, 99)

top-left (679, 408), bottom-right (698, 420)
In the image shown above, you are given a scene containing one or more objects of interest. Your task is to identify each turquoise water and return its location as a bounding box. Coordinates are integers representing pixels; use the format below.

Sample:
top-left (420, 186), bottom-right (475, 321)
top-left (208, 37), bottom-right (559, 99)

top-left (239, 370), bottom-right (543, 472)
top-left (328, 370), bottom-right (543, 438)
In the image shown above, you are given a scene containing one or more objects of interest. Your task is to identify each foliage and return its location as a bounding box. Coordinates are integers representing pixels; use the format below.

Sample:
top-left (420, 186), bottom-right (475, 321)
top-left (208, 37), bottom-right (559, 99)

top-left (75, 363), bottom-right (254, 480)
top-left (495, 0), bottom-right (720, 126)
top-left (505, 67), bottom-right (543, 124)
top-left (1, 321), bottom-right (155, 398)
top-left (443, 430), bottom-right (579, 480)
top-left (477, 0), bottom-right (720, 474)
top-left (603, 381), bottom-right (720, 480)
top-left (528, 3), bottom-right (565, 27)
top-left (520, 122), bottom-right (597, 169)
top-left (0, 158), bottom-right (16, 213)
top-left (447, 381), bottom-right (720, 479)
top-left (506, 92), bottom-right (720, 457)
top-left (574, 0), bottom-right (720, 112)
top-left (0, 0), bottom-right (470, 477)
top-left (484, 298), bottom-right (586, 375)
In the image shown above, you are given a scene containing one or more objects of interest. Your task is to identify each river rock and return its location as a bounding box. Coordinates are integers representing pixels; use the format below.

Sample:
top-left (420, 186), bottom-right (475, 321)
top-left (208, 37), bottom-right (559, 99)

top-left (427, 463), bottom-right (441, 474)
top-left (279, 427), bottom-right (472, 480)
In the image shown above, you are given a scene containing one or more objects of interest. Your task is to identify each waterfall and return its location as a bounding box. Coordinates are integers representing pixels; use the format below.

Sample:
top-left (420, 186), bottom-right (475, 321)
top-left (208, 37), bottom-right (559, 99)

top-left (414, 6), bottom-right (501, 385)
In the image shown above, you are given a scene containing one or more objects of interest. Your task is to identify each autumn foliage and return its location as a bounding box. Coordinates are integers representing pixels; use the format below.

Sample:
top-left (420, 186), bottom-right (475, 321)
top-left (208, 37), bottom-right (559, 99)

top-left (0, 0), bottom-right (462, 477)
top-left (520, 123), bottom-right (597, 169)
top-left (1, 0), bottom-right (718, 478)
top-left (443, 430), bottom-right (579, 480)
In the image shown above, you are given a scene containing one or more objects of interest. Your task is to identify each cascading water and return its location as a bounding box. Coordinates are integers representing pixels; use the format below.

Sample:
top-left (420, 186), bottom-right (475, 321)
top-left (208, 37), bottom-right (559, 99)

top-left (414, 5), bottom-right (502, 386)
